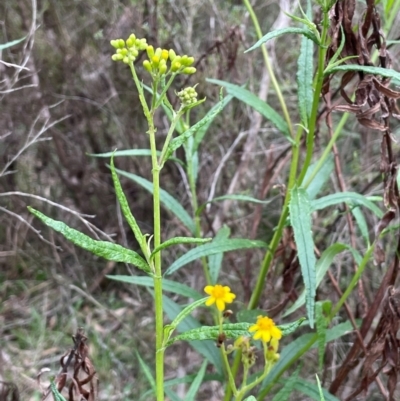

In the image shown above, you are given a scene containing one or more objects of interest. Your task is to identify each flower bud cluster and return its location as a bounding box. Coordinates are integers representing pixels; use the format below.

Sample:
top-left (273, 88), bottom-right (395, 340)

top-left (177, 86), bottom-right (198, 107)
top-left (110, 34), bottom-right (148, 64)
top-left (231, 336), bottom-right (257, 368)
top-left (143, 46), bottom-right (196, 78)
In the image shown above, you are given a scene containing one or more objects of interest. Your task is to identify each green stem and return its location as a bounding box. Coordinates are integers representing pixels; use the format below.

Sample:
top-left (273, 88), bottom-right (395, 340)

top-left (242, 0), bottom-right (293, 139)
top-left (130, 60), bottom-right (165, 401)
top-left (148, 118), bottom-right (165, 401)
top-left (158, 109), bottom-right (184, 167)
top-left (297, 9), bottom-right (330, 185)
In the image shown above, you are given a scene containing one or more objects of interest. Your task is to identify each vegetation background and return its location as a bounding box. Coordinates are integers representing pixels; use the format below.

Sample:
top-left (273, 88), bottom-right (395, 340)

top-left (1, 0), bottom-right (400, 400)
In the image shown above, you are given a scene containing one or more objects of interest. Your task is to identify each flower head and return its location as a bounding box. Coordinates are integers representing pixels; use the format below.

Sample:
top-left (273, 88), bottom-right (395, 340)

top-left (204, 284), bottom-right (236, 311)
top-left (249, 315), bottom-right (282, 344)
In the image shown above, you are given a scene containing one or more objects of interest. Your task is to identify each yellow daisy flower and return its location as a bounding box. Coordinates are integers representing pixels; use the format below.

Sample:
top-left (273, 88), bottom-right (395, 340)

top-left (249, 315), bottom-right (282, 343)
top-left (204, 284), bottom-right (236, 311)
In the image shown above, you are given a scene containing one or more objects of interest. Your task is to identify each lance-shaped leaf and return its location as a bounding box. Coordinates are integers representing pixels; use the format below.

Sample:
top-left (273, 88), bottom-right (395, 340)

top-left (28, 207), bottom-right (150, 273)
top-left (208, 225), bottom-right (230, 284)
top-left (164, 238), bottom-right (267, 276)
top-left (315, 301), bottom-right (327, 370)
top-left (311, 192), bottom-right (383, 218)
top-left (108, 275), bottom-right (203, 300)
top-left (113, 168), bottom-right (196, 234)
top-left (296, 0), bottom-right (314, 127)
top-left (110, 154), bottom-right (147, 258)
top-left (165, 323), bottom-right (252, 347)
top-left (0, 36), bottom-right (26, 51)
top-left (166, 318), bottom-right (304, 347)
top-left (324, 64), bottom-right (400, 85)
top-left (163, 297), bottom-right (208, 346)
top-left (150, 237), bottom-right (212, 260)
top-left (185, 360), bottom-right (207, 401)
top-left (246, 28), bottom-right (320, 53)
top-left (289, 186), bottom-right (316, 328)
top-left (163, 90), bottom-right (225, 162)
top-left (207, 79), bottom-right (291, 141)
top-left (196, 194), bottom-right (273, 216)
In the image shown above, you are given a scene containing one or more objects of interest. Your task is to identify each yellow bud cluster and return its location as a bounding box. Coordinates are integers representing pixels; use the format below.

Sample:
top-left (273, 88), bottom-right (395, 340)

top-left (177, 86), bottom-right (198, 106)
top-left (143, 46), bottom-right (196, 78)
top-left (110, 34), bottom-right (148, 64)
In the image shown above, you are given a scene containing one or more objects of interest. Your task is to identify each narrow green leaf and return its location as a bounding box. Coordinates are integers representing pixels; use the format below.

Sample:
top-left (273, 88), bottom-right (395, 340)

top-left (322, 319), bottom-right (360, 343)
top-left (207, 79), bottom-right (291, 141)
top-left (50, 381), bottom-right (67, 401)
top-left (164, 91), bottom-right (226, 162)
top-left (271, 365), bottom-right (300, 401)
top-left (315, 302), bottom-right (327, 370)
top-left (110, 155), bottom-right (147, 257)
top-left (163, 297), bottom-right (208, 345)
top-left (351, 206), bottom-right (370, 245)
top-left (193, 94), bottom-right (234, 154)
top-left (113, 169), bottom-right (196, 234)
top-left (208, 225), bottom-right (231, 284)
top-left (0, 36), bottom-right (26, 51)
top-left (289, 186), bottom-right (316, 328)
top-left (304, 155), bottom-right (334, 200)
top-left (166, 323), bottom-right (252, 347)
top-left (316, 375), bottom-right (326, 401)
top-left (296, 0), bottom-right (314, 126)
top-left (164, 238), bottom-right (267, 276)
top-left (311, 192), bottom-right (383, 218)
top-left (278, 317), bottom-right (307, 336)
top-left (107, 275), bottom-right (203, 300)
top-left (185, 360), bottom-right (207, 401)
top-left (245, 28), bottom-right (320, 53)
top-left (244, 397), bottom-right (257, 401)
top-left (136, 351), bottom-right (156, 394)
top-left (167, 319), bottom-right (304, 347)
top-left (283, 243), bottom-right (349, 317)
top-left (196, 194), bottom-right (273, 216)
top-left (28, 207), bottom-right (150, 273)
top-left (89, 149), bottom-right (155, 157)
top-left (294, 378), bottom-right (339, 401)
top-left (325, 64), bottom-right (400, 86)
top-left (165, 389), bottom-right (183, 401)
top-left (151, 237), bottom-right (212, 260)
top-left (163, 295), bottom-right (223, 373)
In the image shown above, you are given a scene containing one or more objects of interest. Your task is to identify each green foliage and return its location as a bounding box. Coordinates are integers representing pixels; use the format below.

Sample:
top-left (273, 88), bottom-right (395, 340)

top-left (18, 0), bottom-right (400, 400)
top-left (289, 186), bottom-right (316, 328)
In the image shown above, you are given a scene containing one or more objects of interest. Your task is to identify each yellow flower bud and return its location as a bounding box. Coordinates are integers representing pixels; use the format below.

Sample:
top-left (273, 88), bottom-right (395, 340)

top-left (169, 49), bottom-right (176, 60)
top-left (117, 39), bottom-right (125, 48)
top-left (110, 40), bottom-right (119, 48)
top-left (147, 45), bottom-right (155, 59)
top-left (155, 47), bottom-right (162, 58)
top-left (138, 39), bottom-right (148, 50)
top-left (123, 56), bottom-right (130, 64)
top-left (152, 55), bottom-right (160, 66)
top-left (182, 67), bottom-right (196, 75)
top-left (161, 49), bottom-right (169, 61)
top-left (171, 61), bottom-right (181, 72)
top-left (159, 63), bottom-right (167, 74)
top-left (143, 60), bottom-right (152, 72)
top-left (126, 36), bottom-right (135, 48)
top-left (111, 54), bottom-right (122, 61)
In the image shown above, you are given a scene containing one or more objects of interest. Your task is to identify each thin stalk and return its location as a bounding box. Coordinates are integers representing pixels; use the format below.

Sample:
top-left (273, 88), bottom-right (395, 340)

top-left (303, 112), bottom-right (349, 188)
top-left (297, 9), bottom-right (330, 185)
top-left (130, 60), bottom-right (165, 401)
top-left (242, 0), bottom-right (293, 139)
top-left (149, 117), bottom-right (165, 401)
